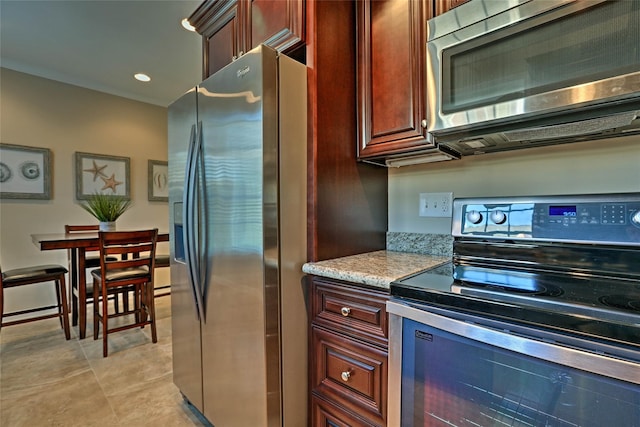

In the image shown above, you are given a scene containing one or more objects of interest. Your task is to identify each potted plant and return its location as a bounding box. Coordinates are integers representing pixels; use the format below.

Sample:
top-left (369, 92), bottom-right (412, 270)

top-left (80, 193), bottom-right (132, 231)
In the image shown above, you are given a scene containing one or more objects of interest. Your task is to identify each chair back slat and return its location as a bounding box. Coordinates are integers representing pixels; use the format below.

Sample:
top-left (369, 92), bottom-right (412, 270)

top-left (97, 229), bottom-right (158, 285)
top-left (105, 258), bottom-right (151, 270)
top-left (103, 243), bottom-right (154, 257)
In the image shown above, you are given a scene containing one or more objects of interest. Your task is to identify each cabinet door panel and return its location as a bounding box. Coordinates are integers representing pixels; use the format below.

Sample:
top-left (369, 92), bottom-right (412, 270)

top-left (357, 0), bottom-right (433, 159)
top-left (312, 394), bottom-right (378, 427)
top-left (206, 14), bottom-right (237, 77)
top-left (251, 0), bottom-right (304, 52)
top-left (371, 0), bottom-right (413, 136)
top-left (312, 326), bottom-right (387, 425)
top-left (199, 1), bottom-right (246, 78)
top-left (311, 394), bottom-right (374, 427)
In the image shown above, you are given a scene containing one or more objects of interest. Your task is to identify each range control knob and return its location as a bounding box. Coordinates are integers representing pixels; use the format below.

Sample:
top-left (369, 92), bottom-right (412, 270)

top-left (631, 210), bottom-right (640, 228)
top-left (466, 210), bottom-right (483, 224)
top-left (490, 210), bottom-right (507, 224)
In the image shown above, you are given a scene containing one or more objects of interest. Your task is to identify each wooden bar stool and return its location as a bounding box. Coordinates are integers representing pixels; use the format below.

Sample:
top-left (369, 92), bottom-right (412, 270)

top-left (91, 229), bottom-right (158, 357)
top-left (1, 263), bottom-right (71, 340)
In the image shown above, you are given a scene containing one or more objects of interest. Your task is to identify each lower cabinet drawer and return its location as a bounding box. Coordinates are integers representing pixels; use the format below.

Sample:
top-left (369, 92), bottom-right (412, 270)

top-left (311, 279), bottom-right (389, 347)
top-left (312, 326), bottom-right (387, 425)
top-left (312, 394), bottom-right (378, 427)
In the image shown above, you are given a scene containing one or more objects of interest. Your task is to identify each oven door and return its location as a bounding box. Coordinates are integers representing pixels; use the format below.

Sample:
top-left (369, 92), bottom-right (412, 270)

top-left (387, 300), bottom-right (640, 427)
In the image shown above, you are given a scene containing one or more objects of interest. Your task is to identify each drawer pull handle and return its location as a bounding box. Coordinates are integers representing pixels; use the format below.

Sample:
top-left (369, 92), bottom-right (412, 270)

top-left (341, 370), bottom-right (352, 382)
top-left (340, 307), bottom-right (351, 317)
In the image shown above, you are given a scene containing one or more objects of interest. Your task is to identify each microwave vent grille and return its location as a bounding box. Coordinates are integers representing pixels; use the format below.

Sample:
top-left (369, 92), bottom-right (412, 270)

top-left (502, 111), bottom-right (639, 142)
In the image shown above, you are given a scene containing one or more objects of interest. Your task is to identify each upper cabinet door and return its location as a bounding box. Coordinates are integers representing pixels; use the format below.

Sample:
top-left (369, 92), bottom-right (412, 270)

top-left (250, 0), bottom-right (304, 52)
top-left (356, 0), bottom-right (434, 161)
top-left (191, 0), bottom-right (250, 78)
top-left (190, 0), bottom-right (304, 79)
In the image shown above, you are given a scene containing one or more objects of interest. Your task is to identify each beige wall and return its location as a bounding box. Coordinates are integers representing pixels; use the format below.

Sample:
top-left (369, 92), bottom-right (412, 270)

top-left (389, 135), bottom-right (640, 234)
top-left (1, 68), bottom-right (169, 313)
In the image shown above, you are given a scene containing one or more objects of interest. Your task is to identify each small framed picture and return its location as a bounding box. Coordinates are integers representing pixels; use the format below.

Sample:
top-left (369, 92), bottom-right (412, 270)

top-left (148, 160), bottom-right (168, 202)
top-left (75, 152), bottom-right (130, 200)
top-left (0, 143), bottom-right (52, 200)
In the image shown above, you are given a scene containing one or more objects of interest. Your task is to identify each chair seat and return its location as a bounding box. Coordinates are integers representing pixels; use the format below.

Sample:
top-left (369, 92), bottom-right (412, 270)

top-left (155, 254), bottom-right (170, 268)
top-left (1, 263), bottom-right (71, 340)
top-left (91, 266), bottom-right (150, 282)
top-left (2, 265), bottom-right (68, 284)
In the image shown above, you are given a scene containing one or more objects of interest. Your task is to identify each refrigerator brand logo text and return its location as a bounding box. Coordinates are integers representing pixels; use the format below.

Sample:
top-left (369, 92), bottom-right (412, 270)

top-left (237, 66), bottom-right (251, 78)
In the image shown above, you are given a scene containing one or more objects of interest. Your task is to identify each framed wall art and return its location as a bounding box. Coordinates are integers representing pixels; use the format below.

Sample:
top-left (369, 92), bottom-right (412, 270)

top-left (148, 160), bottom-right (168, 202)
top-left (0, 143), bottom-right (52, 200)
top-left (75, 152), bottom-right (130, 200)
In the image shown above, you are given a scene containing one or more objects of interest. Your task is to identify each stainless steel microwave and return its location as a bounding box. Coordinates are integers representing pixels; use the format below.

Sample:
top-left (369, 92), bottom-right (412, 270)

top-left (426, 0), bottom-right (640, 156)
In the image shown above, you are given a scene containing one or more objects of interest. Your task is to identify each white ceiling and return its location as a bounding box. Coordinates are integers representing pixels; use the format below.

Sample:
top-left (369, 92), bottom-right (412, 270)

top-left (0, 0), bottom-right (203, 107)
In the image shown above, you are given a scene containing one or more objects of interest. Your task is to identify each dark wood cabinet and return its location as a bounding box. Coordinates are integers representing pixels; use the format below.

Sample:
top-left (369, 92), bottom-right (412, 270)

top-left (250, 0), bottom-right (304, 52)
top-left (435, 0), bottom-right (471, 16)
top-left (190, 0), bottom-right (304, 78)
top-left (306, 0), bottom-right (388, 262)
top-left (356, 0), bottom-right (435, 162)
top-left (310, 277), bottom-right (390, 426)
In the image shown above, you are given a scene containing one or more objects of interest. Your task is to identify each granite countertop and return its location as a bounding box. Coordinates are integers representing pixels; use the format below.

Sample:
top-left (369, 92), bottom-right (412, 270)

top-left (302, 250), bottom-right (450, 290)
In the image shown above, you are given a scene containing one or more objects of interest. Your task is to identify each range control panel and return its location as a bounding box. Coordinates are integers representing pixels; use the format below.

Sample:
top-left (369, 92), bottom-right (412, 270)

top-left (452, 194), bottom-right (640, 245)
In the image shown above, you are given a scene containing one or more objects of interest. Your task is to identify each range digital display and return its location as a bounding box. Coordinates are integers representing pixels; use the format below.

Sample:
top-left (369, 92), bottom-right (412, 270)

top-left (549, 205), bottom-right (577, 216)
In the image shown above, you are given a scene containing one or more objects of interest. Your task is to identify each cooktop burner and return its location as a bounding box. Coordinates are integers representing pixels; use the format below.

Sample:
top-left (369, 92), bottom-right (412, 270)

top-left (453, 265), bottom-right (564, 297)
top-left (599, 295), bottom-right (640, 314)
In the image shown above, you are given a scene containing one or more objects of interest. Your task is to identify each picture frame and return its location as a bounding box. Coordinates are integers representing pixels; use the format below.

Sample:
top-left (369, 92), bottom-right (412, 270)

top-left (0, 143), bottom-right (52, 200)
top-left (148, 160), bottom-right (168, 202)
top-left (75, 152), bottom-right (130, 200)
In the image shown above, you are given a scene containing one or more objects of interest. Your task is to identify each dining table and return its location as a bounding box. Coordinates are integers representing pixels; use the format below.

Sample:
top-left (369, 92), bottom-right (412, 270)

top-left (31, 230), bottom-right (169, 339)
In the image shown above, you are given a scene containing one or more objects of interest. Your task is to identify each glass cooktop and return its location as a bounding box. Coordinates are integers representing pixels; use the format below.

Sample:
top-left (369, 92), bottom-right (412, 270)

top-left (391, 262), bottom-right (640, 348)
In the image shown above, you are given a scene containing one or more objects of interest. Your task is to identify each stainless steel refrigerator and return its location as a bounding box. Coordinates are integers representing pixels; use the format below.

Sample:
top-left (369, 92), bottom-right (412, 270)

top-left (168, 45), bottom-right (307, 427)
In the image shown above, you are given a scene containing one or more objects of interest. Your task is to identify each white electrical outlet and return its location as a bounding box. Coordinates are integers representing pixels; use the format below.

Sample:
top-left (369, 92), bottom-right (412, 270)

top-left (419, 192), bottom-right (453, 217)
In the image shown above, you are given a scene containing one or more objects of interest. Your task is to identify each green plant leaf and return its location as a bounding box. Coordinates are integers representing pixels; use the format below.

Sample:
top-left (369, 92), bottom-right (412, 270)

top-left (80, 193), bottom-right (132, 222)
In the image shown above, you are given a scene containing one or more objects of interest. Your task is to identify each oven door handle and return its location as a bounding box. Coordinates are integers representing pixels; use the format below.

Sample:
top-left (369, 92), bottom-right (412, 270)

top-left (386, 300), bottom-right (640, 385)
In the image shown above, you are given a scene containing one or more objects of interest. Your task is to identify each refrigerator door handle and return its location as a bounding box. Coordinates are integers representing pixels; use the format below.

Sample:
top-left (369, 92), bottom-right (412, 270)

top-left (183, 123), bottom-right (205, 322)
top-left (195, 120), bottom-right (207, 322)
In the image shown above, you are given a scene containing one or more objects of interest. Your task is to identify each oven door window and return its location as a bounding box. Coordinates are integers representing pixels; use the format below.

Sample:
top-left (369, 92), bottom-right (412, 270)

top-left (402, 318), bottom-right (640, 426)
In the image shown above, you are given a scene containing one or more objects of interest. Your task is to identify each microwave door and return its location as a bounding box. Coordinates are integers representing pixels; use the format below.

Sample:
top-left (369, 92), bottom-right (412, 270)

top-left (426, 0), bottom-right (640, 153)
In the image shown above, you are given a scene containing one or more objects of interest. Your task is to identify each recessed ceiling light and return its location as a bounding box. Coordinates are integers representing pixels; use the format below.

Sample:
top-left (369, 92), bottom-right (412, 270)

top-left (181, 18), bottom-right (196, 32)
top-left (134, 73), bottom-right (151, 82)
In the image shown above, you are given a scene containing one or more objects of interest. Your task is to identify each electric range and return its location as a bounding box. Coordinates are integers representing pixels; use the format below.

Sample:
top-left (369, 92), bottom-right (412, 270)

top-left (391, 193), bottom-right (640, 350)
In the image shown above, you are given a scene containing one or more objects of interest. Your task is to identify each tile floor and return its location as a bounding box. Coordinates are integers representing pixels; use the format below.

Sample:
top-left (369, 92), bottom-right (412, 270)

top-left (0, 296), bottom-right (211, 426)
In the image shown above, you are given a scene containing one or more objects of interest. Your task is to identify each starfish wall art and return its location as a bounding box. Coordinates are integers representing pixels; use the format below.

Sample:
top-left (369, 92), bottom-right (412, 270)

top-left (75, 152), bottom-right (130, 200)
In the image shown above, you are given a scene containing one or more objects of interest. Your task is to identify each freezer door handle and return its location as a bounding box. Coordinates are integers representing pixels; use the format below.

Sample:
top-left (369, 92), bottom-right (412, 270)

top-left (183, 123), bottom-right (205, 322)
top-left (195, 120), bottom-right (208, 322)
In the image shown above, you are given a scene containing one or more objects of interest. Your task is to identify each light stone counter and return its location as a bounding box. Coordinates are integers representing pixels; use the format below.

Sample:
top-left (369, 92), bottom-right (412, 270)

top-left (302, 250), bottom-right (450, 290)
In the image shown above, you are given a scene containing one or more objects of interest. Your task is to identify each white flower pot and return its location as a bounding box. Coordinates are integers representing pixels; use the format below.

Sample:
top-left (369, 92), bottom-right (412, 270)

top-left (99, 221), bottom-right (116, 232)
